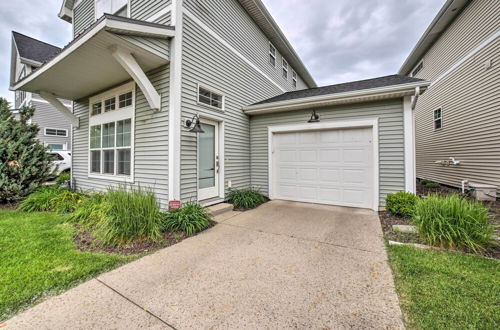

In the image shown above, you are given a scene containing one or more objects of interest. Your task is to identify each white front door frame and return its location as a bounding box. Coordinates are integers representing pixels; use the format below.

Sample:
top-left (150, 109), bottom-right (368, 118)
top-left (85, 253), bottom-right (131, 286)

top-left (268, 118), bottom-right (380, 211)
top-left (197, 118), bottom-right (224, 201)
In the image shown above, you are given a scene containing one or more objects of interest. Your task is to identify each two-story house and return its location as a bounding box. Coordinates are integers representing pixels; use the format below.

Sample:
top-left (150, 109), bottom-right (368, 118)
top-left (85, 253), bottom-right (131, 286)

top-left (10, 32), bottom-right (73, 151)
top-left (399, 0), bottom-right (499, 196)
top-left (10, 0), bottom-right (429, 210)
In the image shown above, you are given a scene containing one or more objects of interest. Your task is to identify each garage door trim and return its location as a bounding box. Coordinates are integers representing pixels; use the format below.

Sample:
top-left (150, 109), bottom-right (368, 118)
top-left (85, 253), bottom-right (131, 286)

top-left (268, 119), bottom-right (379, 211)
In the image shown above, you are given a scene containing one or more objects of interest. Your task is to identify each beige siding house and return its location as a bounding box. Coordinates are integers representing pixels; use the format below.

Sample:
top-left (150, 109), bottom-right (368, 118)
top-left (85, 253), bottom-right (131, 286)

top-left (399, 0), bottom-right (500, 196)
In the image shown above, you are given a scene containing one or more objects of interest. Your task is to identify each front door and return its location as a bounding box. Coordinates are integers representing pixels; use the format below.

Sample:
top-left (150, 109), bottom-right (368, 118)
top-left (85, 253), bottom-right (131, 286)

top-left (198, 119), bottom-right (219, 201)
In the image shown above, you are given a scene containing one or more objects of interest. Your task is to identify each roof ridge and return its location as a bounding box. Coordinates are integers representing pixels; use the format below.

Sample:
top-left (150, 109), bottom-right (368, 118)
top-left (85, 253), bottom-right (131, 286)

top-left (12, 31), bottom-right (61, 50)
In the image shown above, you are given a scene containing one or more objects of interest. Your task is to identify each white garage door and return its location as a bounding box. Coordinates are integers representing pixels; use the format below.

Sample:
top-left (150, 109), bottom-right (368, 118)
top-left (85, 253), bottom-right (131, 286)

top-left (271, 127), bottom-right (374, 209)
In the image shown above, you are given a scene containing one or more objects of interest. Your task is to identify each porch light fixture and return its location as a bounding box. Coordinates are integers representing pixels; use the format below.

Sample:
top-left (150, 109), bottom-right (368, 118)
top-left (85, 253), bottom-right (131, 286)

top-left (185, 114), bottom-right (205, 133)
top-left (308, 110), bottom-right (320, 123)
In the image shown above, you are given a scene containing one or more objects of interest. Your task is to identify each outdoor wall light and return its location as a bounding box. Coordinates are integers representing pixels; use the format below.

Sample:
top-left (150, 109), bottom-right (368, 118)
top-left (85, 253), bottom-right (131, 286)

top-left (308, 110), bottom-right (320, 123)
top-left (185, 114), bottom-right (205, 133)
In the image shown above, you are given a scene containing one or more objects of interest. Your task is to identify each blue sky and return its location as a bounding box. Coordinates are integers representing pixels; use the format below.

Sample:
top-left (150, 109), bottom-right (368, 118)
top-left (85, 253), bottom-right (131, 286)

top-left (0, 0), bottom-right (446, 104)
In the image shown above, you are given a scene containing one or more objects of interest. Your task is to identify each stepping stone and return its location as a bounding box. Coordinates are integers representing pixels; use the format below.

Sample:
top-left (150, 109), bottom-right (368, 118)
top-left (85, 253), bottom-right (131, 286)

top-left (392, 225), bottom-right (418, 233)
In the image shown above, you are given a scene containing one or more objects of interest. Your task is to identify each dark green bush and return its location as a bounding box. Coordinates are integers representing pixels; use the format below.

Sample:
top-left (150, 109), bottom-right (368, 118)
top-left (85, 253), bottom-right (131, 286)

top-left (413, 194), bottom-right (493, 252)
top-left (19, 186), bottom-right (82, 213)
top-left (386, 191), bottom-right (419, 218)
top-left (162, 202), bottom-right (211, 235)
top-left (226, 187), bottom-right (266, 210)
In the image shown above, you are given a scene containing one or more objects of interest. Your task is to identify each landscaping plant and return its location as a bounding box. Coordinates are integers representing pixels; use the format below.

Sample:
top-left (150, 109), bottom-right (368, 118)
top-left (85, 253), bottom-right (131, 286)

top-left (56, 172), bottom-right (71, 186)
top-left (162, 202), bottom-right (211, 235)
top-left (68, 193), bottom-right (106, 225)
top-left (0, 98), bottom-right (54, 202)
top-left (386, 191), bottom-right (419, 218)
top-left (226, 187), bottom-right (267, 210)
top-left (412, 194), bottom-right (494, 252)
top-left (19, 186), bottom-right (82, 213)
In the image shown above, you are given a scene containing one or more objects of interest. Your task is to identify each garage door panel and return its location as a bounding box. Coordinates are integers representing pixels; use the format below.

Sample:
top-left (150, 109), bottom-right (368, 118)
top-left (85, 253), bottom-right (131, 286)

top-left (272, 127), bottom-right (374, 209)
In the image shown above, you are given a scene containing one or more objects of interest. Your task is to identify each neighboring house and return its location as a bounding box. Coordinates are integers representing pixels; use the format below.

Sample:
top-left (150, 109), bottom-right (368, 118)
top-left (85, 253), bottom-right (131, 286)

top-left (399, 0), bottom-right (499, 196)
top-left (10, 32), bottom-right (73, 151)
top-left (10, 0), bottom-right (429, 210)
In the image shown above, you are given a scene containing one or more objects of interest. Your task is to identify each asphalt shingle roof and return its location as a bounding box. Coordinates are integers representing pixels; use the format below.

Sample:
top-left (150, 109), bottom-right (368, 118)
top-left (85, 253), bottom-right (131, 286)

top-left (12, 31), bottom-right (61, 64)
top-left (253, 75), bottom-right (425, 105)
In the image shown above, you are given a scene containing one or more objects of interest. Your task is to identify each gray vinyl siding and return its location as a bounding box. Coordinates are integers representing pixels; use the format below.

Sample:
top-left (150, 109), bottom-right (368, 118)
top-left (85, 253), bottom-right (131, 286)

top-left (72, 65), bottom-right (170, 208)
top-left (131, 0), bottom-right (171, 21)
top-left (31, 97), bottom-right (72, 150)
top-left (413, 0), bottom-right (499, 81)
top-left (183, 0), bottom-right (309, 92)
top-left (249, 100), bottom-right (406, 206)
top-left (154, 11), bottom-right (171, 25)
top-left (73, 0), bottom-right (95, 37)
top-left (415, 38), bottom-right (500, 195)
top-left (116, 35), bottom-right (169, 59)
top-left (179, 12), bottom-right (291, 201)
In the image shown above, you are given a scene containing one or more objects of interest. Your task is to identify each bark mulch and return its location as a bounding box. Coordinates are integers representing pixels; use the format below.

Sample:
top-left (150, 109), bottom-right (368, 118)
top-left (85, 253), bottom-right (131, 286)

top-left (0, 203), bottom-right (18, 210)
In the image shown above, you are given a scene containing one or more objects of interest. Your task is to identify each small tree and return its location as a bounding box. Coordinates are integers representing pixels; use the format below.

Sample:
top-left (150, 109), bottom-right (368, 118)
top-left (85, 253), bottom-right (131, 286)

top-left (0, 97), bottom-right (54, 202)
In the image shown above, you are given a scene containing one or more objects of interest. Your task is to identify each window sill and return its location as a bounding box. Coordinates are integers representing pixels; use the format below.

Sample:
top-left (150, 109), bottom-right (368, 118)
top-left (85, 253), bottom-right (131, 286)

top-left (88, 173), bottom-right (134, 183)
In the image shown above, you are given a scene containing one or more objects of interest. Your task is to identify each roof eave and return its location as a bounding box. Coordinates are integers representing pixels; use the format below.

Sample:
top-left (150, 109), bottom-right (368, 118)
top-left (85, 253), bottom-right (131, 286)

top-left (243, 81), bottom-right (430, 115)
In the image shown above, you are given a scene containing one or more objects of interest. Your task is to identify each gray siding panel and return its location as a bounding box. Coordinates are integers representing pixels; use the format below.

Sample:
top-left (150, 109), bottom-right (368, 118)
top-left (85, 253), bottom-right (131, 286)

top-left (249, 100), bottom-right (406, 206)
top-left (72, 65), bottom-right (170, 208)
top-left (154, 11), bottom-right (171, 25)
top-left (73, 0), bottom-right (95, 37)
top-left (131, 0), bottom-right (171, 21)
top-left (116, 35), bottom-right (169, 59)
top-left (31, 97), bottom-right (72, 150)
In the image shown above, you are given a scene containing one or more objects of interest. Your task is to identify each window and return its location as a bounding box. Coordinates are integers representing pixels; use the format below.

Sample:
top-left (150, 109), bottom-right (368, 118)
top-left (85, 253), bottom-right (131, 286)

top-left (434, 108), bottom-right (442, 130)
top-left (95, 0), bottom-right (128, 19)
top-left (411, 61), bottom-right (423, 77)
top-left (282, 58), bottom-right (288, 79)
top-left (88, 83), bottom-right (134, 180)
top-left (197, 86), bottom-right (224, 110)
top-left (45, 128), bottom-right (68, 137)
top-left (269, 43), bottom-right (276, 67)
top-left (292, 70), bottom-right (297, 88)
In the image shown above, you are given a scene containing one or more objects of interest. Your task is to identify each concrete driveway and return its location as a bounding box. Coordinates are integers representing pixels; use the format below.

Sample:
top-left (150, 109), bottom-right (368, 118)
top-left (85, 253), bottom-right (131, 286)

top-left (6, 200), bottom-right (404, 329)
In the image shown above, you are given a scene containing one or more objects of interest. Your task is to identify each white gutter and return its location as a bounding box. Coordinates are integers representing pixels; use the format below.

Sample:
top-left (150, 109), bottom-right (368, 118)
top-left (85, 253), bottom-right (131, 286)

top-left (244, 81), bottom-right (430, 115)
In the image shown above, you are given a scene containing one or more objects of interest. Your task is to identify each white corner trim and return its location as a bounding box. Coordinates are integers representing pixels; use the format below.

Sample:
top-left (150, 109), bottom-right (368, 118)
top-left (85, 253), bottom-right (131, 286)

top-left (430, 29), bottom-right (500, 87)
top-left (403, 96), bottom-right (416, 193)
top-left (183, 8), bottom-right (287, 93)
top-left (110, 46), bottom-right (161, 111)
top-left (168, 0), bottom-right (182, 201)
top-left (146, 4), bottom-right (172, 22)
top-left (39, 91), bottom-right (80, 128)
top-left (267, 119), bottom-right (380, 211)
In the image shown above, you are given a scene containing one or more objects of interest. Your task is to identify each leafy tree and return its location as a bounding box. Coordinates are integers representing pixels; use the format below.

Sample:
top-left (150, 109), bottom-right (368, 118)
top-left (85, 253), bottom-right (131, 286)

top-left (0, 98), bottom-right (54, 202)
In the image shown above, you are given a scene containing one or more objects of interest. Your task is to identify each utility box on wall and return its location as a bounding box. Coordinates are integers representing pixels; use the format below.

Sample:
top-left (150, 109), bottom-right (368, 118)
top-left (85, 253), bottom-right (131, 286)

top-left (469, 183), bottom-right (497, 202)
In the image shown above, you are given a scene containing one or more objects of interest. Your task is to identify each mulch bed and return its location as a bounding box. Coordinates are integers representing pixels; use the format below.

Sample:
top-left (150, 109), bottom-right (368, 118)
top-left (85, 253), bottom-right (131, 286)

top-left (0, 203), bottom-right (18, 210)
top-left (74, 221), bottom-right (216, 255)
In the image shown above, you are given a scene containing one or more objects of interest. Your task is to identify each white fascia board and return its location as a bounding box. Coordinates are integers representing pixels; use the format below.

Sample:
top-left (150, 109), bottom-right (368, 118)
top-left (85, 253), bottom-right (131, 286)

top-left (19, 57), bottom-right (43, 67)
top-left (105, 20), bottom-right (175, 38)
top-left (244, 81), bottom-right (431, 114)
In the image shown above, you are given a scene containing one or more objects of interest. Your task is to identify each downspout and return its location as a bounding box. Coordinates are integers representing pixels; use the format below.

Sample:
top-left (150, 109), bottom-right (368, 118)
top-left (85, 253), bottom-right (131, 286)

top-left (411, 86), bottom-right (420, 110)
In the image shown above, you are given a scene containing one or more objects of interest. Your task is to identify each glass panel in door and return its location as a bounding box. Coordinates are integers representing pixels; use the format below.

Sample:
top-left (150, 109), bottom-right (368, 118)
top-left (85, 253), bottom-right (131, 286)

top-left (198, 123), bottom-right (216, 189)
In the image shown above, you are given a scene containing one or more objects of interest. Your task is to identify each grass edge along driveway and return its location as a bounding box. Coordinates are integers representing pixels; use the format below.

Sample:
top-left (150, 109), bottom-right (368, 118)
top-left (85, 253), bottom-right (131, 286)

top-left (0, 210), bottom-right (137, 321)
top-left (387, 245), bottom-right (499, 329)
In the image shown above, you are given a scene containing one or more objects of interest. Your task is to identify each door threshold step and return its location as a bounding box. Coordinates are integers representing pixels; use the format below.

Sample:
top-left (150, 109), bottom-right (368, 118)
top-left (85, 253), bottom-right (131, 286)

top-left (207, 203), bottom-right (233, 216)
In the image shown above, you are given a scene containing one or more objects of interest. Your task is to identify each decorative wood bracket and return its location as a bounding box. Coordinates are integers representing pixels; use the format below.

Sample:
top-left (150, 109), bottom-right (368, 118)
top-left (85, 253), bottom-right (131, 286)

top-left (39, 91), bottom-right (79, 128)
top-left (110, 45), bottom-right (161, 112)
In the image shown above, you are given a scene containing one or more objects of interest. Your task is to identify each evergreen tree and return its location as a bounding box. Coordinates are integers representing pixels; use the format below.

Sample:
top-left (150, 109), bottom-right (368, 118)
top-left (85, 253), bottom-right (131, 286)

top-left (0, 97), bottom-right (54, 202)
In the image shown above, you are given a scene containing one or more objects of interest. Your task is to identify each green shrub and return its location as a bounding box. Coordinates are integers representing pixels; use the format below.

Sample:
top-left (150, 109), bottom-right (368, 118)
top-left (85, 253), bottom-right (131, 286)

top-left (425, 181), bottom-right (440, 188)
top-left (19, 186), bottom-right (82, 213)
top-left (162, 202), bottom-right (211, 235)
top-left (226, 187), bottom-right (266, 210)
top-left (56, 172), bottom-right (70, 185)
top-left (386, 191), bottom-right (419, 218)
top-left (413, 194), bottom-right (494, 252)
top-left (68, 193), bottom-right (106, 225)
top-left (93, 186), bottom-right (162, 246)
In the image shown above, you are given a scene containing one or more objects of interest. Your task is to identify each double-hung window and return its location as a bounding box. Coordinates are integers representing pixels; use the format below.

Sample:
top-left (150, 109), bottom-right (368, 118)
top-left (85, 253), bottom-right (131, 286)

top-left (292, 70), bottom-right (297, 88)
top-left (95, 0), bottom-right (129, 19)
top-left (269, 43), bottom-right (276, 67)
top-left (197, 85), bottom-right (224, 110)
top-left (282, 58), bottom-right (288, 79)
top-left (433, 108), bottom-right (443, 130)
top-left (89, 83), bottom-right (134, 180)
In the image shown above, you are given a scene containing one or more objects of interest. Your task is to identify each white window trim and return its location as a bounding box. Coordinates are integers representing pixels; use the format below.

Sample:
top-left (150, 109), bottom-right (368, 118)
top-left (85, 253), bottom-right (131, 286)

top-left (196, 83), bottom-right (225, 112)
top-left (292, 70), bottom-right (297, 88)
top-left (411, 60), bottom-right (423, 77)
top-left (269, 42), bottom-right (276, 68)
top-left (88, 82), bottom-right (135, 183)
top-left (268, 119), bottom-right (380, 211)
top-left (94, 0), bottom-right (131, 20)
top-left (282, 58), bottom-right (288, 79)
top-left (433, 107), bottom-right (443, 130)
top-left (44, 127), bottom-right (69, 137)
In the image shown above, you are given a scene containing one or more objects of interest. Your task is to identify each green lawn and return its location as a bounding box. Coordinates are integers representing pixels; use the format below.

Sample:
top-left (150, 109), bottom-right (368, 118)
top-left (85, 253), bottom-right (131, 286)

top-left (0, 210), bottom-right (136, 321)
top-left (388, 245), bottom-right (500, 329)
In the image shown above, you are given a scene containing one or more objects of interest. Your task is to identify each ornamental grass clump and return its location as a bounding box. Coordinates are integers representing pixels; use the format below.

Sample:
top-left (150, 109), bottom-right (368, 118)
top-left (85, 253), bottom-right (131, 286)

top-left (19, 186), bottom-right (82, 213)
top-left (162, 202), bottom-right (211, 235)
top-left (226, 187), bottom-right (267, 210)
top-left (386, 191), bottom-right (419, 218)
top-left (412, 194), bottom-right (494, 252)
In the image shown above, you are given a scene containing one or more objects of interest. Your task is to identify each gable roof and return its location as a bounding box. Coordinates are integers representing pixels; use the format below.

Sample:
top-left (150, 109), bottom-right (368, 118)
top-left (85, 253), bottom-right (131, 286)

top-left (398, 0), bottom-right (470, 75)
top-left (252, 75), bottom-right (426, 105)
top-left (58, 0), bottom-right (317, 88)
top-left (12, 31), bottom-right (61, 65)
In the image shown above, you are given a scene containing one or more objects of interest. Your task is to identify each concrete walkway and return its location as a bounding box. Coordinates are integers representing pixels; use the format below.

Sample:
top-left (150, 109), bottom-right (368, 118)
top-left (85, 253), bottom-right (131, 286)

top-left (5, 200), bottom-right (405, 329)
